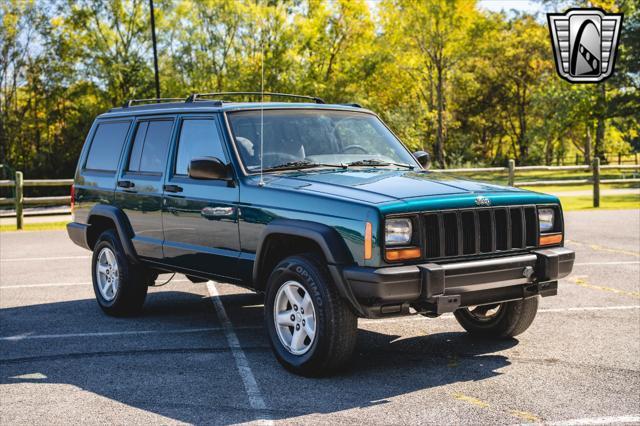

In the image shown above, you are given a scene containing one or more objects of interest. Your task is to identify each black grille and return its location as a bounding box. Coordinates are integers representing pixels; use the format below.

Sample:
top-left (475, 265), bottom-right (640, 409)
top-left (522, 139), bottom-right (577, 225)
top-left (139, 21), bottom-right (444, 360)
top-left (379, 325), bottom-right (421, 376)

top-left (423, 206), bottom-right (538, 259)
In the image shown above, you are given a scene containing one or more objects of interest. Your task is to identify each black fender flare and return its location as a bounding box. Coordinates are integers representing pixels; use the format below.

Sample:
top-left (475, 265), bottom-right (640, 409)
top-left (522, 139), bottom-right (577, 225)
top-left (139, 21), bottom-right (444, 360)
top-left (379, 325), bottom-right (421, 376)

top-left (253, 219), bottom-right (365, 316)
top-left (88, 205), bottom-right (139, 263)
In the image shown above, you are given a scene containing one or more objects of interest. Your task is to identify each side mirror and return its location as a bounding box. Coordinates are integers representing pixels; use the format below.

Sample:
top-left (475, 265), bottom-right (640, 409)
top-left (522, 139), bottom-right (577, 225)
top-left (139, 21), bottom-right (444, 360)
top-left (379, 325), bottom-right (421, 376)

top-left (188, 157), bottom-right (230, 180)
top-left (413, 151), bottom-right (431, 169)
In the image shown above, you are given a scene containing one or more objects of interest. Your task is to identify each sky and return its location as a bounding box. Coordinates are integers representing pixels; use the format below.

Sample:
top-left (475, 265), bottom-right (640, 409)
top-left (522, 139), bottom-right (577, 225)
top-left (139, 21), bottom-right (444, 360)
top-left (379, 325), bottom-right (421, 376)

top-left (477, 0), bottom-right (546, 14)
top-left (365, 1), bottom-right (553, 21)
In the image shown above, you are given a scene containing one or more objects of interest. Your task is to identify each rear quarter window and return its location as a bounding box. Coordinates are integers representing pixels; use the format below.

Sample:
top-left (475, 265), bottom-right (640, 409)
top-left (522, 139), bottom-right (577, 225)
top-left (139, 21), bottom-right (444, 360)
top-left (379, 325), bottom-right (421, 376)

top-left (84, 121), bottom-right (131, 171)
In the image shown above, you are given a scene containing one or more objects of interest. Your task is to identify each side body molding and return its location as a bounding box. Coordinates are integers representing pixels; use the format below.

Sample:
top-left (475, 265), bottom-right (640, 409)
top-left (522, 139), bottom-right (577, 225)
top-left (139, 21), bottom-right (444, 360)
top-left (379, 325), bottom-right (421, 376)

top-left (253, 219), bottom-right (365, 316)
top-left (88, 204), bottom-right (139, 263)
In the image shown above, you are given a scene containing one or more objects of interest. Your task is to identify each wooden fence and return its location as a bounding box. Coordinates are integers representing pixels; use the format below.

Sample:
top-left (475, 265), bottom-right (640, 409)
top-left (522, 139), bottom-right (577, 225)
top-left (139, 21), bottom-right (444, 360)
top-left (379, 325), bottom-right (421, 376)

top-left (0, 172), bottom-right (73, 229)
top-left (1, 159), bottom-right (639, 229)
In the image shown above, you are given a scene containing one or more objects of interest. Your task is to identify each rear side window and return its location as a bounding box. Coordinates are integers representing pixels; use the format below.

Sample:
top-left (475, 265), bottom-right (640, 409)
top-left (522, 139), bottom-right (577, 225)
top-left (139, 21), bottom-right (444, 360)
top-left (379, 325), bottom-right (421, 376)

top-left (84, 121), bottom-right (131, 171)
top-left (175, 119), bottom-right (227, 176)
top-left (127, 120), bottom-right (173, 174)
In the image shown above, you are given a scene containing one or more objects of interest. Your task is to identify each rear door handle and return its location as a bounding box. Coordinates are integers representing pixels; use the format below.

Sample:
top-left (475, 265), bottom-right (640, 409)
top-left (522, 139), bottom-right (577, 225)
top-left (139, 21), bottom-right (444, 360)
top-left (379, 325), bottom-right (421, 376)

top-left (117, 180), bottom-right (135, 189)
top-left (163, 184), bottom-right (183, 193)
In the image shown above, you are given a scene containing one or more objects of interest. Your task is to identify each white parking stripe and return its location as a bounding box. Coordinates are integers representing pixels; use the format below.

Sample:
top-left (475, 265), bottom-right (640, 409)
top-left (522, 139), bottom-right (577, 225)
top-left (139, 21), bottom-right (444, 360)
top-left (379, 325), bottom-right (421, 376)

top-left (360, 305), bottom-right (640, 325)
top-left (1, 327), bottom-right (219, 341)
top-left (0, 256), bottom-right (90, 262)
top-left (0, 282), bottom-right (90, 289)
top-left (542, 414), bottom-right (640, 425)
top-left (539, 305), bottom-right (640, 313)
top-left (575, 261), bottom-right (640, 266)
top-left (0, 279), bottom-right (191, 289)
top-left (206, 281), bottom-right (272, 423)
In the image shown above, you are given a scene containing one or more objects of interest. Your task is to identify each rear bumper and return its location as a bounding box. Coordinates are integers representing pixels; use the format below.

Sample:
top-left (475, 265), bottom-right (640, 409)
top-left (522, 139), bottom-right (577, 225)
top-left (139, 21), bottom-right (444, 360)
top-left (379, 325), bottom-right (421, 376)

top-left (67, 222), bottom-right (90, 250)
top-left (343, 247), bottom-right (574, 318)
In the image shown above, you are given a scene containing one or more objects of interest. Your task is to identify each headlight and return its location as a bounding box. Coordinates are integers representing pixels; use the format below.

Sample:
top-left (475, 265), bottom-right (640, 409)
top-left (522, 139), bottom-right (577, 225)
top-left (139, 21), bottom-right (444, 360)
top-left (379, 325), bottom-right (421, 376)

top-left (538, 208), bottom-right (555, 232)
top-left (385, 218), bottom-right (413, 246)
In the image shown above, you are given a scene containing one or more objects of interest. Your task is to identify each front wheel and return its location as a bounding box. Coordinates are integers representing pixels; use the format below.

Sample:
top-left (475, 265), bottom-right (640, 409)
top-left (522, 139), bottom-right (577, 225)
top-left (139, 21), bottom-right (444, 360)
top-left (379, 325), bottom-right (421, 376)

top-left (453, 297), bottom-right (539, 338)
top-left (264, 254), bottom-right (357, 376)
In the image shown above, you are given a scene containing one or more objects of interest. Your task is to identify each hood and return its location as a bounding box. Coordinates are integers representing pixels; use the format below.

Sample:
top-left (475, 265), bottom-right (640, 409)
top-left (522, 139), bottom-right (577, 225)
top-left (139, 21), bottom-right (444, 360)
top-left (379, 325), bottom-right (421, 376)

top-left (262, 168), bottom-right (539, 204)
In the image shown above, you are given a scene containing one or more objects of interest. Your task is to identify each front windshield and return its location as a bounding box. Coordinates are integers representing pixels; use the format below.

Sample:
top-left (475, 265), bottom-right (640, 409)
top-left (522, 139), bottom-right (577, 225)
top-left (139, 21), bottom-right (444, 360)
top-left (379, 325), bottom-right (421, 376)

top-left (227, 109), bottom-right (419, 172)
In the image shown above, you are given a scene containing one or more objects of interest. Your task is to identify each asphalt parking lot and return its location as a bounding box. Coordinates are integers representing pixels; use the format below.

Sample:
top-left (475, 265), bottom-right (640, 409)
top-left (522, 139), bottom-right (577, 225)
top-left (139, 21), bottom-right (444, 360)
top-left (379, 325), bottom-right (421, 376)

top-left (1, 210), bottom-right (639, 425)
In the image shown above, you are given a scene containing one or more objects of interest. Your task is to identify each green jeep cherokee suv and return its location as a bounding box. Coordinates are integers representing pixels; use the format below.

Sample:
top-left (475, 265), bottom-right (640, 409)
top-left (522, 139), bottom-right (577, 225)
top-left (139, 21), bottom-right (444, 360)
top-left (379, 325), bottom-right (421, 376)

top-left (67, 93), bottom-right (574, 376)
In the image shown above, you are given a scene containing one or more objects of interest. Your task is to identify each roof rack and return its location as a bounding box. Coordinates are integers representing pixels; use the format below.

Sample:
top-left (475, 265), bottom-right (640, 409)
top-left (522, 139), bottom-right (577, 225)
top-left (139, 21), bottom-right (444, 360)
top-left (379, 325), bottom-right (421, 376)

top-left (122, 98), bottom-right (187, 108)
top-left (185, 92), bottom-right (325, 104)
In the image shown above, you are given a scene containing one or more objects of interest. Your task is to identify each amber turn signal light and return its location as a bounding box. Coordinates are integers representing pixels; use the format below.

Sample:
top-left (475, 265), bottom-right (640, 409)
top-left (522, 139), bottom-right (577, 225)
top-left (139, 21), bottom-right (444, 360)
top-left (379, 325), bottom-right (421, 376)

top-left (539, 233), bottom-right (563, 246)
top-left (364, 222), bottom-right (372, 260)
top-left (385, 247), bottom-right (421, 261)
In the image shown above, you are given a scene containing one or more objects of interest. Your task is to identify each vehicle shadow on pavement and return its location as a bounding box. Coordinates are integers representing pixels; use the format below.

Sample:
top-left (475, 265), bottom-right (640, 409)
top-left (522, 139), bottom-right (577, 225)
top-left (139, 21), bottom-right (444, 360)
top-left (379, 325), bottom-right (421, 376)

top-left (0, 290), bottom-right (516, 424)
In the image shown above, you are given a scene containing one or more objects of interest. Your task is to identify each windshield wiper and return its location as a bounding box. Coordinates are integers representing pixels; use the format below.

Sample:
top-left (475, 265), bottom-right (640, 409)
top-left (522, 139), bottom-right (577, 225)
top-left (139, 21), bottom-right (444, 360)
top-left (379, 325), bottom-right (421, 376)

top-left (263, 160), bottom-right (346, 171)
top-left (347, 159), bottom-right (414, 169)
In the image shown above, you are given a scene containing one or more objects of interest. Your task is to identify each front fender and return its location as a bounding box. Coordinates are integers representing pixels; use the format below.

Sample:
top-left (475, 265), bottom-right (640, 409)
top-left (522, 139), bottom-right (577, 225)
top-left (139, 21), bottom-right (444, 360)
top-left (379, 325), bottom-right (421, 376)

top-left (253, 219), bottom-right (365, 316)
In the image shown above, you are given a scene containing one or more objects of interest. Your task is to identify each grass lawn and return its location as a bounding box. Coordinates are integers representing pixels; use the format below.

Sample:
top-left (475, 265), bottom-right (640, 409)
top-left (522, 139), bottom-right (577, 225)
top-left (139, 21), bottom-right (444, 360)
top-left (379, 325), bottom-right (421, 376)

top-left (558, 194), bottom-right (640, 211)
top-left (519, 182), bottom-right (639, 194)
top-left (0, 221), bottom-right (69, 232)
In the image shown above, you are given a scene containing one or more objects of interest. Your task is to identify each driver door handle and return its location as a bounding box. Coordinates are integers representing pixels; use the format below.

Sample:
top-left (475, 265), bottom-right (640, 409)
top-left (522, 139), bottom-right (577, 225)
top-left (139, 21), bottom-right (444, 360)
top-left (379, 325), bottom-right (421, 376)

top-left (164, 184), bottom-right (183, 193)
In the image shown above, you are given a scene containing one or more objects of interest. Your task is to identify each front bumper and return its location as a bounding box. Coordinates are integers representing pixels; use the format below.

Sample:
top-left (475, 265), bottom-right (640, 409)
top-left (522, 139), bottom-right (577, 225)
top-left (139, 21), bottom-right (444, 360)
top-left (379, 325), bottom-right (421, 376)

top-left (343, 247), bottom-right (574, 318)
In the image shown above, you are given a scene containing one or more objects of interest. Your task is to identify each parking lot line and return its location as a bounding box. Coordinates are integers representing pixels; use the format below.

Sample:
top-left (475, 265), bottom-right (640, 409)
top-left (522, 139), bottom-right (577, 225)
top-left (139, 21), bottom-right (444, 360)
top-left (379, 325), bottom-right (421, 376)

top-left (360, 305), bottom-right (640, 325)
top-left (0, 256), bottom-right (91, 262)
top-left (0, 282), bottom-right (91, 289)
top-left (543, 415), bottom-right (640, 425)
top-left (0, 279), bottom-right (191, 289)
top-left (206, 281), bottom-right (272, 424)
top-left (567, 241), bottom-right (640, 258)
top-left (0, 327), bottom-right (251, 341)
top-left (2, 305), bottom-right (636, 342)
top-left (568, 276), bottom-right (640, 298)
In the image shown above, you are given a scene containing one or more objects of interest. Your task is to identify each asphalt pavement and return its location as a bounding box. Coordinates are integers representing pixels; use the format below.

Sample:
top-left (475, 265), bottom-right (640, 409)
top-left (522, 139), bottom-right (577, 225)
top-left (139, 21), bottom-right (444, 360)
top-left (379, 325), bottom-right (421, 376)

top-left (0, 209), bottom-right (639, 425)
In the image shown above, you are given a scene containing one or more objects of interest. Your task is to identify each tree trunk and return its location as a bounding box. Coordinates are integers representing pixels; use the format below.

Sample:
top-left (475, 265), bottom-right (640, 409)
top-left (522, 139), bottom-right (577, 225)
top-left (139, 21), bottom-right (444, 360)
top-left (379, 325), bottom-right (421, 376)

top-left (545, 138), bottom-right (553, 165)
top-left (584, 124), bottom-right (592, 165)
top-left (594, 83), bottom-right (606, 161)
top-left (517, 90), bottom-right (528, 164)
top-left (435, 65), bottom-right (446, 168)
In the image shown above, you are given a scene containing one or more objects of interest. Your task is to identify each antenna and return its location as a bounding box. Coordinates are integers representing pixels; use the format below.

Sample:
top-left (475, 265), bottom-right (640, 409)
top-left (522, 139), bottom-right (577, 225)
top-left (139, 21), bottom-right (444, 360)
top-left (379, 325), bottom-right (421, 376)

top-left (258, 42), bottom-right (265, 187)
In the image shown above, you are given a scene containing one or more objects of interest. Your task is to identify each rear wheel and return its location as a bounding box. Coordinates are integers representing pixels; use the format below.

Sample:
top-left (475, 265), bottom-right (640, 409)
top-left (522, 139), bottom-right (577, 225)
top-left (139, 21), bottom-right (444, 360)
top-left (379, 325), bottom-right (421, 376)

top-left (453, 297), bottom-right (539, 338)
top-left (264, 254), bottom-right (357, 376)
top-left (92, 229), bottom-right (149, 316)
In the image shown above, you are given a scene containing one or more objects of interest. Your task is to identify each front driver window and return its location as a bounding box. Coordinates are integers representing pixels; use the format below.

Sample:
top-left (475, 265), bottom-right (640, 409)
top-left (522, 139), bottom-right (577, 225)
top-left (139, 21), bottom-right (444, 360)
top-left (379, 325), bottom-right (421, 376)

top-left (175, 118), bottom-right (227, 176)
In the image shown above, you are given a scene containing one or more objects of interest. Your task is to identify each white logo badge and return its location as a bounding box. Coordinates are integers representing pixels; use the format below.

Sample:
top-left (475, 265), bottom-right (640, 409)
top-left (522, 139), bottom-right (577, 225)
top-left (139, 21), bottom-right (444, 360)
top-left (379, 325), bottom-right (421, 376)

top-left (475, 196), bottom-right (491, 207)
top-left (548, 8), bottom-right (623, 83)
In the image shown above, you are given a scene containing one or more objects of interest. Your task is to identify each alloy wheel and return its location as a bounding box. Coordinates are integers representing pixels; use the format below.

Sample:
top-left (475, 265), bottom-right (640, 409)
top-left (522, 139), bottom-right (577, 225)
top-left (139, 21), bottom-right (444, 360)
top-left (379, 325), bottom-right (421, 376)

top-left (273, 280), bottom-right (317, 355)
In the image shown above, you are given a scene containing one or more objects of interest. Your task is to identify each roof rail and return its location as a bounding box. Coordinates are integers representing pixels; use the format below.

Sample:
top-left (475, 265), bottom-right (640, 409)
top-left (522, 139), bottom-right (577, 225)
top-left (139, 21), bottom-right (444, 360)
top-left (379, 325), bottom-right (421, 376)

top-left (185, 92), bottom-right (325, 104)
top-left (122, 98), bottom-right (187, 108)
top-left (340, 103), bottom-right (362, 108)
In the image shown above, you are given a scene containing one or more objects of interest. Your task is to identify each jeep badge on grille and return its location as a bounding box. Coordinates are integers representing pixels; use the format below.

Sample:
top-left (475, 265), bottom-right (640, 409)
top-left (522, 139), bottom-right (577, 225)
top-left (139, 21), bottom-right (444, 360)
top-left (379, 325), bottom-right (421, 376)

top-left (475, 196), bottom-right (491, 207)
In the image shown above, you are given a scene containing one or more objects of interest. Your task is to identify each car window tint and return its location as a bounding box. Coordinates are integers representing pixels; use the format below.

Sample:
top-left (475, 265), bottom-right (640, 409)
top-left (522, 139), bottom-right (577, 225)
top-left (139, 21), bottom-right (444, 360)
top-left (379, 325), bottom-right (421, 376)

top-left (127, 121), bottom-right (148, 172)
top-left (134, 120), bottom-right (173, 173)
top-left (175, 119), bottom-right (226, 176)
top-left (85, 121), bottom-right (130, 171)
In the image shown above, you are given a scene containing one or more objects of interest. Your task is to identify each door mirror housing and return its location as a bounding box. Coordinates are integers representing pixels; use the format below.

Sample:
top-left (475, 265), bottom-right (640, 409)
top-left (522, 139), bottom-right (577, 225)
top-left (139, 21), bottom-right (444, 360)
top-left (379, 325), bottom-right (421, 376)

top-left (413, 151), bottom-right (431, 169)
top-left (188, 157), bottom-right (230, 180)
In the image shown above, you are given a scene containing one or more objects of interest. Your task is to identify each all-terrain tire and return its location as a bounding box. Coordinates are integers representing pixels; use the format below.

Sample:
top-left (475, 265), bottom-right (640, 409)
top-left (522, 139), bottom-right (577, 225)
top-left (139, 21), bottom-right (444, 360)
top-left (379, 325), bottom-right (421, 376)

top-left (264, 254), bottom-right (357, 376)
